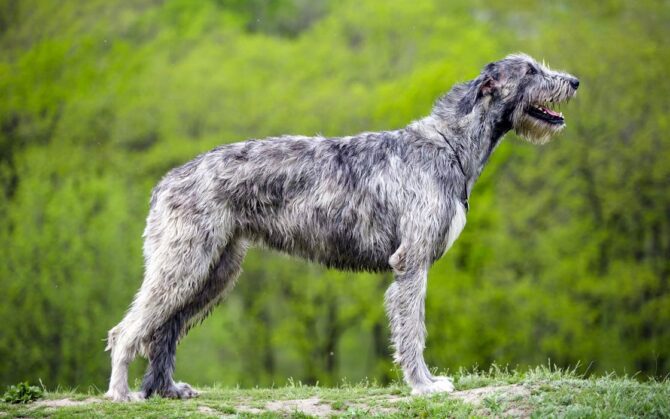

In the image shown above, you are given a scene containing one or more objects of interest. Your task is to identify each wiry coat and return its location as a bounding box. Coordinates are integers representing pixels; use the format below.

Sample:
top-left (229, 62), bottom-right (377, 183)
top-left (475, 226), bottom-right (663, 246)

top-left (106, 53), bottom-right (579, 401)
top-left (153, 130), bottom-right (466, 272)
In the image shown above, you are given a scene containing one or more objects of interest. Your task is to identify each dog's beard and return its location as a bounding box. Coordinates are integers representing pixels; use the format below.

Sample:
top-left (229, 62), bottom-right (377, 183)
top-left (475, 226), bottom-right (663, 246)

top-left (513, 109), bottom-right (566, 145)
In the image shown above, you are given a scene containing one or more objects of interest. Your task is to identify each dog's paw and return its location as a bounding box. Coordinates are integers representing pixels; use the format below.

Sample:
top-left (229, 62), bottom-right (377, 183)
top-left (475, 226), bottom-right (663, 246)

top-left (433, 375), bottom-right (454, 384)
top-left (411, 377), bottom-right (455, 395)
top-left (105, 389), bottom-right (145, 402)
top-left (160, 382), bottom-right (199, 399)
top-left (175, 382), bottom-right (199, 399)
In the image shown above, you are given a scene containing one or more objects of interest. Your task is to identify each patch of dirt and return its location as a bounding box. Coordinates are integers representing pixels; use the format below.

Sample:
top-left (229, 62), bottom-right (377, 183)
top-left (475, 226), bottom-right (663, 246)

top-left (197, 405), bottom-right (216, 414)
top-left (198, 405), bottom-right (232, 416)
top-left (452, 384), bottom-right (532, 418)
top-left (238, 395), bottom-right (404, 417)
top-left (453, 383), bottom-right (530, 403)
top-left (236, 405), bottom-right (265, 415)
top-left (345, 394), bottom-right (406, 415)
top-left (255, 396), bottom-right (336, 417)
top-left (33, 397), bottom-right (102, 408)
top-left (348, 403), bottom-right (399, 416)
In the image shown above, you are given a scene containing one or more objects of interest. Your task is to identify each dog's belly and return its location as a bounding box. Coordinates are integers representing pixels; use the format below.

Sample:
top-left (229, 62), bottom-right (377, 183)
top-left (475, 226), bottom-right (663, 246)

top-left (246, 207), bottom-right (400, 272)
top-left (299, 239), bottom-right (396, 272)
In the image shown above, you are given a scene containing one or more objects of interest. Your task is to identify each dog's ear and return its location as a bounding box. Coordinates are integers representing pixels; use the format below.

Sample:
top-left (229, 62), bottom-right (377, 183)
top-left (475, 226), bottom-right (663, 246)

top-left (458, 63), bottom-right (501, 114)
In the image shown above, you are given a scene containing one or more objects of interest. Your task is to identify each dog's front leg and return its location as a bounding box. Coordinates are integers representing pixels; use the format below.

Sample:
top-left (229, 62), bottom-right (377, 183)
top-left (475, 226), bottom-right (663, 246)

top-left (384, 255), bottom-right (454, 395)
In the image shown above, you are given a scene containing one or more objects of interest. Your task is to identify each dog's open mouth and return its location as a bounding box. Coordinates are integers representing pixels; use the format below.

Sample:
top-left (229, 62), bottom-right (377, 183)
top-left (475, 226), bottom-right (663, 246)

top-left (526, 103), bottom-right (564, 125)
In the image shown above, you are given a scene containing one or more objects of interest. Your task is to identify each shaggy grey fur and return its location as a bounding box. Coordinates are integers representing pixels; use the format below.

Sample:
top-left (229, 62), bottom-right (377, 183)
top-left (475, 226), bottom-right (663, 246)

top-left (105, 53), bottom-right (579, 400)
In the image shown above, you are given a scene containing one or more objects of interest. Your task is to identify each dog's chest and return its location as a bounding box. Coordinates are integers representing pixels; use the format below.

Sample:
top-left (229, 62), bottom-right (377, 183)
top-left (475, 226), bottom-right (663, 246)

top-left (440, 201), bottom-right (467, 257)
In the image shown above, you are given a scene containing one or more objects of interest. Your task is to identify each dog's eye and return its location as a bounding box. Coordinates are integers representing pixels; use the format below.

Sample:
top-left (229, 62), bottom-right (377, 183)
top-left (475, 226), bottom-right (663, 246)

top-left (526, 66), bottom-right (537, 76)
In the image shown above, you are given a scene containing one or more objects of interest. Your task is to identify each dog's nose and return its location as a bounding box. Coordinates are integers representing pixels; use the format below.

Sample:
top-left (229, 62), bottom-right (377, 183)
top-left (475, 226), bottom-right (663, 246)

top-left (570, 78), bottom-right (580, 90)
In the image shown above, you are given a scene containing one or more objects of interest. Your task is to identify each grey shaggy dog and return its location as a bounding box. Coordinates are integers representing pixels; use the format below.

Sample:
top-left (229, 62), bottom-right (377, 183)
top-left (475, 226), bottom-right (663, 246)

top-left (105, 53), bottom-right (579, 401)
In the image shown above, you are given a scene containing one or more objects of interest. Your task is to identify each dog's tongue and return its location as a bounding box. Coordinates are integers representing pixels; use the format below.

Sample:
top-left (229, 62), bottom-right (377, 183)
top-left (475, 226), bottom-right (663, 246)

top-left (542, 106), bottom-right (561, 117)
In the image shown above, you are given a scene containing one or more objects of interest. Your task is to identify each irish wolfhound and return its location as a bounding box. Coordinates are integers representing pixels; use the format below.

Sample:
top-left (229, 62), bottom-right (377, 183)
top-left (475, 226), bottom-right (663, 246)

top-left (105, 53), bottom-right (579, 400)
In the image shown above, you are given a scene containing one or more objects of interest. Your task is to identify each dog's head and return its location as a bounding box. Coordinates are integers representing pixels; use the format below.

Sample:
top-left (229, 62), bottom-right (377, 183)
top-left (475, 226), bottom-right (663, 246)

top-left (459, 53), bottom-right (579, 144)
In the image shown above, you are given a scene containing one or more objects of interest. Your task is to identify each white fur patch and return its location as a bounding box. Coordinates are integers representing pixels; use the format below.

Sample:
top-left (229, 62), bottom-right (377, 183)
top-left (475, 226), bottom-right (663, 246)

top-left (441, 201), bottom-right (467, 257)
top-left (411, 376), bottom-right (455, 395)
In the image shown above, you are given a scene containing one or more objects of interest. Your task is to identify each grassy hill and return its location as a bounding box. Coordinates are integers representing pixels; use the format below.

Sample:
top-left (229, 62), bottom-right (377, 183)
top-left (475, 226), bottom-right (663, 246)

top-left (2, 366), bottom-right (668, 418)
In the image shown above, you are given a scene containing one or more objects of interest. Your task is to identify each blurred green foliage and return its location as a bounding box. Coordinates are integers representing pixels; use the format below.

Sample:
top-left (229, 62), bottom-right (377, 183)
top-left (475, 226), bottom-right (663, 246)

top-left (0, 0), bottom-right (668, 390)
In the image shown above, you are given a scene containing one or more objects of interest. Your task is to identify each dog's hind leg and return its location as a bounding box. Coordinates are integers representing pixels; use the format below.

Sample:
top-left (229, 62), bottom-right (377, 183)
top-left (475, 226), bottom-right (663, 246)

top-left (106, 203), bottom-right (237, 402)
top-left (385, 246), bottom-right (454, 395)
top-left (141, 238), bottom-right (248, 399)
top-left (106, 237), bottom-right (222, 400)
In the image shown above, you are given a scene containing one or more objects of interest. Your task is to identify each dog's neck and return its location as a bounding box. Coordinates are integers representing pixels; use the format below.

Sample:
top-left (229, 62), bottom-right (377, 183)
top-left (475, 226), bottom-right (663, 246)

top-left (412, 98), bottom-right (512, 198)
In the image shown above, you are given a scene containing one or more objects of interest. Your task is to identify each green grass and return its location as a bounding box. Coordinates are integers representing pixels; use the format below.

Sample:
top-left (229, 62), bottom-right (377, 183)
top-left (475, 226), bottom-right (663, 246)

top-left (2, 366), bottom-right (668, 418)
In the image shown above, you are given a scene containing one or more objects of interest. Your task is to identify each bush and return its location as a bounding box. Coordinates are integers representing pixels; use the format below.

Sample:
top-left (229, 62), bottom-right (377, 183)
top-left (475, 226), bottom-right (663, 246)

top-left (2, 382), bottom-right (43, 404)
